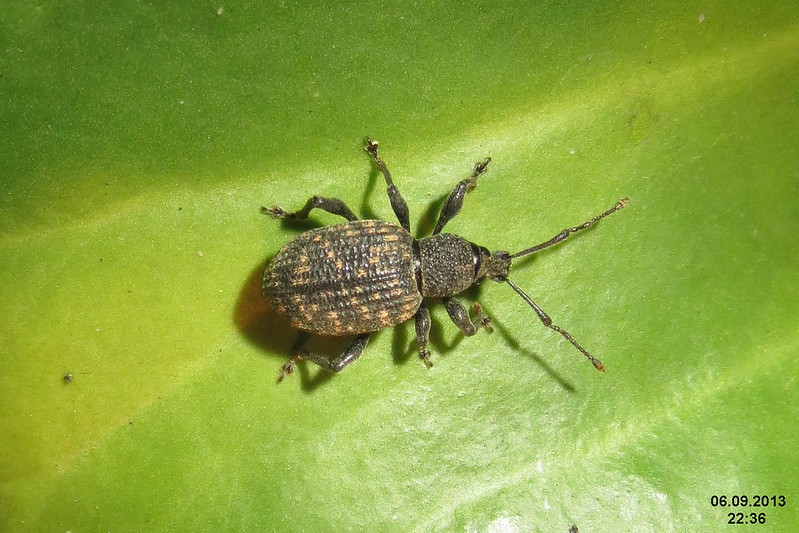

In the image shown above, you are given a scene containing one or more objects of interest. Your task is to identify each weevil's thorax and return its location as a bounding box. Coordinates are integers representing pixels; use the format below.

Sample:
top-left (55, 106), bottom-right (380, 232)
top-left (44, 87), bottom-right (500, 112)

top-left (417, 235), bottom-right (512, 297)
top-left (417, 234), bottom-right (479, 297)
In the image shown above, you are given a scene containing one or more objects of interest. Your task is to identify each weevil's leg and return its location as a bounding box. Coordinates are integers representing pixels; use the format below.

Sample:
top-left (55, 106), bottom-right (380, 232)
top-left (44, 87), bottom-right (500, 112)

top-left (443, 299), bottom-right (494, 336)
top-left (432, 157), bottom-right (491, 235)
top-left (278, 333), bottom-right (370, 382)
top-left (364, 137), bottom-right (411, 232)
top-left (261, 196), bottom-right (358, 222)
top-left (414, 303), bottom-right (433, 368)
top-left (510, 198), bottom-right (629, 258)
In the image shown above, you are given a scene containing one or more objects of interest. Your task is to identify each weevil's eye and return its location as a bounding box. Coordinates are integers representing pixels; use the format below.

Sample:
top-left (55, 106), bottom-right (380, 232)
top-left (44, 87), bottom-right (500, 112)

top-left (478, 249), bottom-right (511, 281)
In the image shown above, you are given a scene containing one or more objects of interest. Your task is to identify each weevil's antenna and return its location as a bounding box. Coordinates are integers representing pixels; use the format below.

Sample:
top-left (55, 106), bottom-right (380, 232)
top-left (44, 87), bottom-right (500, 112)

top-left (510, 198), bottom-right (628, 259)
top-left (504, 277), bottom-right (605, 371)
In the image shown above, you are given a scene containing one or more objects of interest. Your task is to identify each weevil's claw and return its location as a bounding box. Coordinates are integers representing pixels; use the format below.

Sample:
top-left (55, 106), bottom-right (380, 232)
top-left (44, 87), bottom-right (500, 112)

top-left (277, 352), bottom-right (306, 383)
top-left (261, 205), bottom-right (288, 219)
top-left (473, 157), bottom-right (491, 176)
top-left (363, 137), bottom-right (380, 161)
top-left (277, 360), bottom-right (295, 383)
top-left (471, 303), bottom-right (494, 334)
top-left (277, 367), bottom-right (291, 383)
top-left (419, 349), bottom-right (433, 369)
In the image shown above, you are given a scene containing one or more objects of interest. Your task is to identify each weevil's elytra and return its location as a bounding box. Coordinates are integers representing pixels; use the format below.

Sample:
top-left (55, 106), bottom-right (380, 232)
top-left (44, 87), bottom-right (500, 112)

top-left (262, 137), bottom-right (628, 382)
top-left (264, 219), bottom-right (421, 335)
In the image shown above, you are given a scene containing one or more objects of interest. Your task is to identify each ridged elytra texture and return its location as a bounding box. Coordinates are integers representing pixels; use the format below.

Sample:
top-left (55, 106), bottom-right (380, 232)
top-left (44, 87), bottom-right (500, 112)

top-left (263, 219), bottom-right (422, 336)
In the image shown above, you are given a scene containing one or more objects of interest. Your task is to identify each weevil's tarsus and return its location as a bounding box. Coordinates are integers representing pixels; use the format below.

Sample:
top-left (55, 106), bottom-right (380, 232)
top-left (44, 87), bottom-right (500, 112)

top-left (277, 353), bottom-right (302, 383)
top-left (261, 205), bottom-right (286, 218)
top-left (420, 350), bottom-right (433, 368)
top-left (473, 303), bottom-right (495, 334)
top-left (511, 197), bottom-right (629, 259)
top-left (504, 277), bottom-right (605, 371)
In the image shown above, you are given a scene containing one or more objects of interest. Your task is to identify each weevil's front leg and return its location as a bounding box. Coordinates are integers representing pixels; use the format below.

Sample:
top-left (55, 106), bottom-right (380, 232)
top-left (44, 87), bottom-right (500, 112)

top-left (261, 195), bottom-right (358, 222)
top-left (414, 303), bottom-right (433, 368)
top-left (278, 333), bottom-right (370, 382)
top-left (432, 157), bottom-right (491, 235)
top-left (364, 137), bottom-right (411, 232)
top-left (443, 299), bottom-right (494, 336)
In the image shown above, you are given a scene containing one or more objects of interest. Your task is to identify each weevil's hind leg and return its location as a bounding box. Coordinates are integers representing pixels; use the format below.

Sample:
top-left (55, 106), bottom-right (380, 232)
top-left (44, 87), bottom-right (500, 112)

top-left (443, 298), bottom-right (494, 336)
top-left (364, 138), bottom-right (411, 232)
top-left (278, 333), bottom-right (370, 382)
top-left (414, 303), bottom-right (433, 368)
top-left (261, 196), bottom-right (358, 222)
top-left (432, 157), bottom-right (491, 235)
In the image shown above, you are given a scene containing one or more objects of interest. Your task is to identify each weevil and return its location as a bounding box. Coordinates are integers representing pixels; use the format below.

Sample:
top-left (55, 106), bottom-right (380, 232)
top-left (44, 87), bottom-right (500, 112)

top-left (262, 138), bottom-right (628, 381)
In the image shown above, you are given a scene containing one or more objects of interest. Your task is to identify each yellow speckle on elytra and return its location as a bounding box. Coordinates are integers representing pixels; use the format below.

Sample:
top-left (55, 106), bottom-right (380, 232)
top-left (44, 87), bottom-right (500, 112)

top-left (293, 265), bottom-right (310, 276)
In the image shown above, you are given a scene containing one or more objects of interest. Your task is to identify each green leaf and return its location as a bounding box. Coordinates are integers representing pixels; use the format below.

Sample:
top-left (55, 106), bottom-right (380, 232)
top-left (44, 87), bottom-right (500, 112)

top-left (2, 1), bottom-right (797, 531)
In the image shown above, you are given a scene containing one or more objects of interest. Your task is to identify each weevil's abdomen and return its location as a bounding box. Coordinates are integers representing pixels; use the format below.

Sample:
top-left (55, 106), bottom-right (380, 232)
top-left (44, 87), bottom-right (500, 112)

top-left (263, 220), bottom-right (422, 336)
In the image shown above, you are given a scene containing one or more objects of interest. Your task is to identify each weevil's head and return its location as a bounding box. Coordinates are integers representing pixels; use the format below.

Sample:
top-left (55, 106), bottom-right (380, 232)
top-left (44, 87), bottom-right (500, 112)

top-left (476, 247), bottom-right (512, 282)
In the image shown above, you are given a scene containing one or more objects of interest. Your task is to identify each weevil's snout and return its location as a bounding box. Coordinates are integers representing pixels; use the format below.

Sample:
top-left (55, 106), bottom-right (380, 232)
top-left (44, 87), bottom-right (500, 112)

top-left (477, 248), bottom-right (512, 282)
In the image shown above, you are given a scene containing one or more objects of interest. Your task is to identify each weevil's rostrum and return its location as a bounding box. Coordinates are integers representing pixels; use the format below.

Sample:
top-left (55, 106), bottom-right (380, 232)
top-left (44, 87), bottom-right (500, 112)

top-left (261, 137), bottom-right (628, 382)
top-left (264, 219), bottom-right (421, 335)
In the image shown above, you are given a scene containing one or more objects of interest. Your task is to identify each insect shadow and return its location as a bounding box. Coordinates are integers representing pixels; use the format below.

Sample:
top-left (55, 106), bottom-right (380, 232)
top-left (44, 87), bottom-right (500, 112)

top-left (235, 259), bottom-right (338, 390)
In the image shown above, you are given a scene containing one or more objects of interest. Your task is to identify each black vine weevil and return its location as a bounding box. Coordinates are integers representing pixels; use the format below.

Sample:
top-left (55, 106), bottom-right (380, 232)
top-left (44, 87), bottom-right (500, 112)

top-left (262, 138), bottom-right (628, 382)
